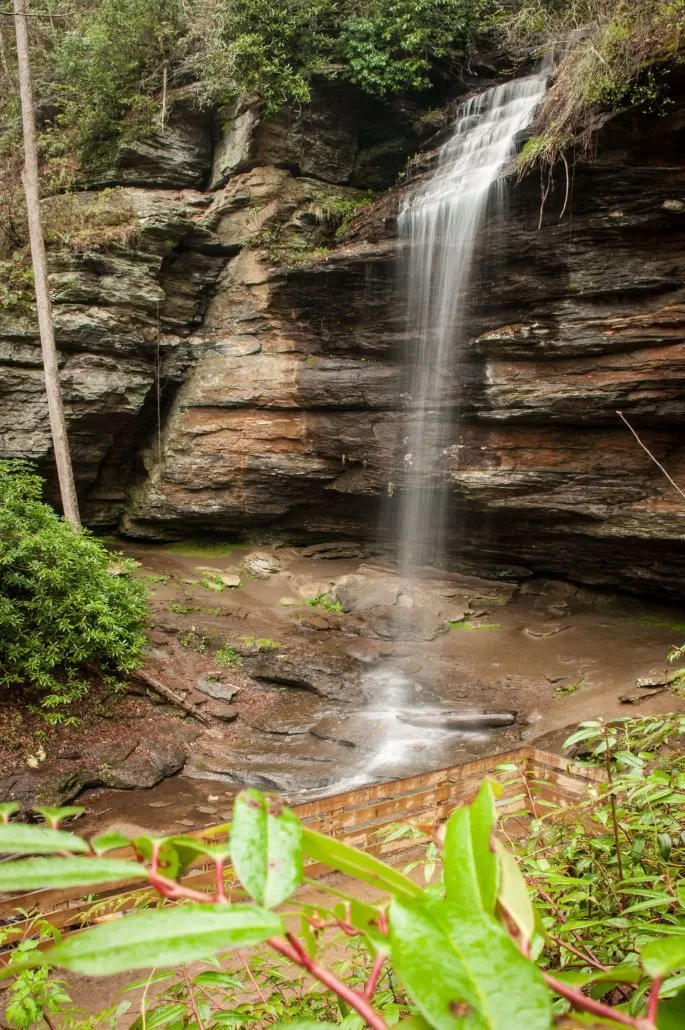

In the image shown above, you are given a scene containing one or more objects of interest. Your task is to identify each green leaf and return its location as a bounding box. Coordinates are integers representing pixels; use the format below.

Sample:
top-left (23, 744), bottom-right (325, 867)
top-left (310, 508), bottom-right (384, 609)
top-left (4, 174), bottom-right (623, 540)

top-left (443, 781), bottom-right (498, 914)
top-left (0, 803), bottom-right (20, 823)
top-left (389, 896), bottom-right (551, 1030)
top-left (303, 828), bottom-right (421, 899)
top-left (33, 806), bottom-right (84, 827)
top-left (494, 842), bottom-right (536, 946)
top-left (91, 832), bottom-right (130, 855)
top-left (230, 790), bottom-right (302, 909)
top-left (658, 987), bottom-right (685, 1029)
top-left (644, 938), bottom-right (685, 978)
top-left (21, 903), bottom-right (283, 976)
top-left (0, 823), bottom-right (88, 854)
top-left (193, 971), bottom-right (244, 990)
top-left (142, 1003), bottom-right (187, 1028)
top-left (0, 857), bottom-right (144, 891)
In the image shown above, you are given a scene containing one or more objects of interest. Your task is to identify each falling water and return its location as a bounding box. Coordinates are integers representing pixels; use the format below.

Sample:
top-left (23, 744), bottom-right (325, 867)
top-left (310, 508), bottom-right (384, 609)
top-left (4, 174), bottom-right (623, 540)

top-left (397, 70), bottom-right (548, 571)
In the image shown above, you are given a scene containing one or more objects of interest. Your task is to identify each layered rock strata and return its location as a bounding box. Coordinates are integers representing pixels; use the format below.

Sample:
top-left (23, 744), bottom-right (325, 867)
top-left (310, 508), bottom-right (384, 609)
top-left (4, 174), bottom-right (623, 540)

top-left (2, 81), bottom-right (685, 595)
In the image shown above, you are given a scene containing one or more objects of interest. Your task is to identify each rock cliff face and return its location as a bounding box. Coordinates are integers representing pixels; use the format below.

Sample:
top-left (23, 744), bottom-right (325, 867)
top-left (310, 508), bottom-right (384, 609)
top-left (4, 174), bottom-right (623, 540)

top-left (2, 80), bottom-right (685, 596)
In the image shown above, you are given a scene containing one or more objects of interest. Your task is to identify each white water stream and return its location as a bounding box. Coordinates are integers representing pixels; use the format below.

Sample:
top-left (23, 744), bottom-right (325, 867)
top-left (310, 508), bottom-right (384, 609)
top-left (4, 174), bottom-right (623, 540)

top-left (396, 70), bottom-right (548, 571)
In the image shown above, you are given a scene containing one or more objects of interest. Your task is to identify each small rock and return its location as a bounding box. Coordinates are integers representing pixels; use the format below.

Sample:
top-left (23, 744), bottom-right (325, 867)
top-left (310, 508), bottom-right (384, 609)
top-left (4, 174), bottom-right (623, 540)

top-left (242, 551), bottom-right (281, 579)
top-left (297, 580), bottom-right (335, 601)
top-left (544, 674), bottom-right (565, 684)
top-left (204, 700), bottom-right (239, 721)
top-left (440, 605), bottom-right (466, 623)
top-left (524, 624), bottom-right (570, 639)
top-left (397, 593), bottom-right (414, 608)
top-left (522, 710), bottom-right (543, 725)
top-left (176, 819), bottom-right (196, 827)
top-left (636, 669), bottom-right (678, 689)
top-left (300, 615), bottom-right (335, 631)
top-left (197, 805), bottom-right (219, 815)
top-left (279, 596), bottom-right (300, 607)
top-left (148, 629), bottom-right (171, 645)
top-left (196, 677), bottom-right (239, 702)
top-left (219, 573), bottom-right (242, 588)
top-left (148, 801), bottom-right (173, 808)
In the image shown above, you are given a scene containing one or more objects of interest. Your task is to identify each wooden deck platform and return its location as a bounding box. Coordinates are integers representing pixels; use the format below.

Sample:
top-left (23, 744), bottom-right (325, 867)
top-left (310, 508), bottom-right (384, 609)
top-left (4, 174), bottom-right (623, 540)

top-left (0, 745), bottom-right (603, 943)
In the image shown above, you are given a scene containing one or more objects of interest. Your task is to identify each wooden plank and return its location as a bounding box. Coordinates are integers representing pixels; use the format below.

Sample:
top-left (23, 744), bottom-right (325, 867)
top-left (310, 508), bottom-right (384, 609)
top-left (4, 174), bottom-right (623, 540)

top-left (0, 745), bottom-right (601, 942)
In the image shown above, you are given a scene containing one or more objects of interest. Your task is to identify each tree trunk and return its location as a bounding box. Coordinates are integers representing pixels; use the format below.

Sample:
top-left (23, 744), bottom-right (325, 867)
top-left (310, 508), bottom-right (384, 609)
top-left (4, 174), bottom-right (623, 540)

top-left (12, 0), bottom-right (81, 530)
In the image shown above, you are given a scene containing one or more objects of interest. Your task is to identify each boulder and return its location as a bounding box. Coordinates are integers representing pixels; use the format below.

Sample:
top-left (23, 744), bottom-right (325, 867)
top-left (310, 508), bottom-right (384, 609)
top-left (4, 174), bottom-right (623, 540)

top-left (334, 574), bottom-right (399, 613)
top-left (196, 678), bottom-right (240, 702)
top-left (241, 551), bottom-right (281, 578)
top-left (347, 607), bottom-right (447, 642)
top-left (247, 650), bottom-right (365, 702)
top-left (203, 701), bottom-right (239, 721)
top-left (99, 741), bottom-right (186, 790)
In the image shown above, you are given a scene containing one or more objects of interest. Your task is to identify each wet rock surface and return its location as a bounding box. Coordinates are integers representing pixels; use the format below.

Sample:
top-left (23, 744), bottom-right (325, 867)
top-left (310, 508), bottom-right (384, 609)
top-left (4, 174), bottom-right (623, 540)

top-left (2, 82), bottom-right (685, 592)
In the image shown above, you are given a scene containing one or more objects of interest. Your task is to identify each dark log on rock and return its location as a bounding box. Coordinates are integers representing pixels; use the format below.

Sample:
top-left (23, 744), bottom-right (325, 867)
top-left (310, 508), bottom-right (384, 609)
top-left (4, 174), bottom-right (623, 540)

top-left (130, 668), bottom-right (210, 725)
top-left (397, 710), bottom-right (517, 730)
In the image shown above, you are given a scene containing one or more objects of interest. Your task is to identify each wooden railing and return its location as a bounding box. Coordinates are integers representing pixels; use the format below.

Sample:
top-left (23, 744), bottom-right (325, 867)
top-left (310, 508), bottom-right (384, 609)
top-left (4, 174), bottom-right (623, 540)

top-left (0, 745), bottom-right (604, 943)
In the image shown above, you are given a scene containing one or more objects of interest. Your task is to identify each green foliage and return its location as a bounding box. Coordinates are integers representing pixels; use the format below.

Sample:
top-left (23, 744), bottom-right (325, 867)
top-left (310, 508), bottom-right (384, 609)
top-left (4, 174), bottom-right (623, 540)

top-left (52, 0), bottom-right (187, 163)
top-left (0, 462), bottom-right (148, 721)
top-left (504, 0), bottom-right (685, 169)
top-left (3, 741), bottom-right (685, 1027)
top-left (178, 630), bottom-right (210, 654)
top-left (216, 643), bottom-right (242, 667)
top-left (307, 593), bottom-right (344, 613)
top-left (1, 0), bottom-right (489, 172)
top-left (501, 714), bottom-right (685, 1020)
top-left (0, 253), bottom-right (35, 320)
top-left (239, 635), bottom-right (280, 651)
top-left (336, 0), bottom-right (488, 97)
top-left (3, 923), bottom-right (69, 1030)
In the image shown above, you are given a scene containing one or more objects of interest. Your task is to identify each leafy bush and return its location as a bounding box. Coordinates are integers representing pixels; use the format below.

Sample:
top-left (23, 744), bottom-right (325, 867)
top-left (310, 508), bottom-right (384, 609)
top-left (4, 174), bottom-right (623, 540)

top-left (0, 461), bottom-right (148, 721)
top-left (2, 716), bottom-right (685, 1026)
top-left (501, 0), bottom-right (685, 168)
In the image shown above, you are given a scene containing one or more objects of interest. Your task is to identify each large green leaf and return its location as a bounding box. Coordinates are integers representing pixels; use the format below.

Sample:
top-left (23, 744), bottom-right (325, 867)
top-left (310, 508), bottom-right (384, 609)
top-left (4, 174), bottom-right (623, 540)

top-left (643, 937), bottom-right (685, 978)
top-left (303, 828), bottom-right (421, 899)
top-left (230, 790), bottom-right (302, 908)
top-left (0, 857), bottom-right (144, 891)
top-left (390, 896), bottom-right (551, 1030)
top-left (443, 781), bottom-right (498, 914)
top-left (21, 903), bottom-right (283, 976)
top-left (0, 823), bottom-right (88, 854)
top-left (658, 987), bottom-right (685, 1029)
top-left (494, 842), bottom-right (536, 946)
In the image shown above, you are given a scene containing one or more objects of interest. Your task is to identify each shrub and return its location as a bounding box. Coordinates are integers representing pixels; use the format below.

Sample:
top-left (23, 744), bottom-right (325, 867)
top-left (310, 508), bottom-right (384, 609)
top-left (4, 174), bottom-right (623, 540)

top-left (0, 461), bottom-right (148, 722)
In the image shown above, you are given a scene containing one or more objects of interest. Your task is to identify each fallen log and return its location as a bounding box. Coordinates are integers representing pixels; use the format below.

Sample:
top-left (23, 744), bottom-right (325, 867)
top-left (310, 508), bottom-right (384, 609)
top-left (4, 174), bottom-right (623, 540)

top-left (130, 668), bottom-right (210, 725)
top-left (397, 709), bottom-right (516, 730)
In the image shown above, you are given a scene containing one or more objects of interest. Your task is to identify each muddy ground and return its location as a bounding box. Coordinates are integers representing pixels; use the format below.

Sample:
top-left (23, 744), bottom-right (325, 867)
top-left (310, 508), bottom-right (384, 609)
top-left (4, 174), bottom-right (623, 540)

top-left (2, 536), bottom-right (682, 840)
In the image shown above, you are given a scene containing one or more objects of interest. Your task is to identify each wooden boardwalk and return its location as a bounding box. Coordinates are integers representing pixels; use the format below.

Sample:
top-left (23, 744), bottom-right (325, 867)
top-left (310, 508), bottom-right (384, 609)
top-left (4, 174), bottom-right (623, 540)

top-left (0, 745), bottom-right (603, 943)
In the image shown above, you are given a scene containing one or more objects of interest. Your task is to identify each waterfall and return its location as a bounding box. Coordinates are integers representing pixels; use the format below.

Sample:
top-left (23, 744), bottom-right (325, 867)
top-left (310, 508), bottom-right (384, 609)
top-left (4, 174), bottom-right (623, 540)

top-left (396, 70), bottom-right (548, 571)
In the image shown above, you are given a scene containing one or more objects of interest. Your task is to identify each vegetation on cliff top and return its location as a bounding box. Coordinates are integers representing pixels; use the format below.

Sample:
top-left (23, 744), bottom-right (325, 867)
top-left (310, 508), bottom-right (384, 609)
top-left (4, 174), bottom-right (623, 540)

top-left (0, 462), bottom-right (148, 723)
top-left (1, 0), bottom-right (682, 180)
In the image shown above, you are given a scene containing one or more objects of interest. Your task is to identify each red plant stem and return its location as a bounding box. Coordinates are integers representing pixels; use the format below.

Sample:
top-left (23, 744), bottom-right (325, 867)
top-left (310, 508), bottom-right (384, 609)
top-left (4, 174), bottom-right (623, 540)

top-left (544, 973), bottom-right (641, 1028)
top-left (647, 977), bottom-right (662, 1024)
top-left (547, 933), bottom-right (608, 972)
top-left (237, 948), bottom-right (267, 1005)
top-left (268, 934), bottom-right (387, 1030)
top-left (215, 858), bottom-right (227, 903)
top-left (149, 872), bottom-right (213, 904)
top-left (364, 952), bottom-right (386, 999)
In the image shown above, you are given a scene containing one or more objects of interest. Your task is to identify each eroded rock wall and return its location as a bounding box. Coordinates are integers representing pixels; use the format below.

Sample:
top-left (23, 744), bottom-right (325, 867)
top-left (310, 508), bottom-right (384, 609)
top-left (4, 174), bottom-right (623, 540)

top-left (2, 81), bottom-right (685, 595)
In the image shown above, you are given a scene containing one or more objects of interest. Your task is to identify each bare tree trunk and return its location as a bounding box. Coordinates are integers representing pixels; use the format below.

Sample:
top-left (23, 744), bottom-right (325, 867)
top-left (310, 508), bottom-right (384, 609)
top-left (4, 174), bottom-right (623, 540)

top-left (13, 0), bottom-right (81, 529)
